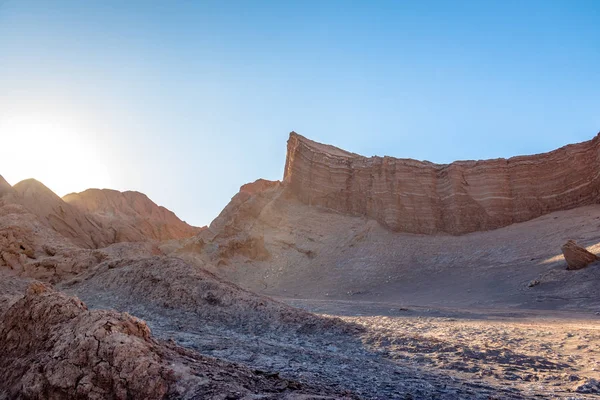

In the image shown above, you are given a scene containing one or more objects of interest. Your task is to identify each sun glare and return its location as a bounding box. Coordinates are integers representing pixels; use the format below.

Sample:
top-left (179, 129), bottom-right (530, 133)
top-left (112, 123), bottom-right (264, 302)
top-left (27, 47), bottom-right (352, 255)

top-left (0, 112), bottom-right (111, 196)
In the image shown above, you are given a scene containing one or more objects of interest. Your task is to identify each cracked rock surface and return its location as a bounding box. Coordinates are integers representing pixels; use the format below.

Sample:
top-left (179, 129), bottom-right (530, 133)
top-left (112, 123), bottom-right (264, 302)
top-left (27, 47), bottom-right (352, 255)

top-left (0, 282), bottom-right (353, 399)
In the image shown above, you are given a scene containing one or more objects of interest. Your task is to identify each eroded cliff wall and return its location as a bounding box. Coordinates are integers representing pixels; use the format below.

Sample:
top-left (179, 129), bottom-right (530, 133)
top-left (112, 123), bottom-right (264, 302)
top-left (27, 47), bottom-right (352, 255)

top-left (283, 132), bottom-right (600, 234)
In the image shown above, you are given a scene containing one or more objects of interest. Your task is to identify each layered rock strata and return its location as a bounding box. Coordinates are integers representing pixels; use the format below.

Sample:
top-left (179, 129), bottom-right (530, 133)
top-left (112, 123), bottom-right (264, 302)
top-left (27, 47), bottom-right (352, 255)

top-left (284, 132), bottom-right (600, 234)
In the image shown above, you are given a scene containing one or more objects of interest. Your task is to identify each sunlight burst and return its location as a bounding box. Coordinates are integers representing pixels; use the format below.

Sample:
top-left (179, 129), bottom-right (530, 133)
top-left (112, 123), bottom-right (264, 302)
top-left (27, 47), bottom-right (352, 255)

top-left (0, 111), bottom-right (111, 196)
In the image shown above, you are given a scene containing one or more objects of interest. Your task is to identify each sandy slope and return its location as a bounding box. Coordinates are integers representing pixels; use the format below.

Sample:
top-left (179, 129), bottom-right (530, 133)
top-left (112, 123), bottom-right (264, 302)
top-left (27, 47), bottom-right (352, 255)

top-left (181, 186), bottom-right (600, 313)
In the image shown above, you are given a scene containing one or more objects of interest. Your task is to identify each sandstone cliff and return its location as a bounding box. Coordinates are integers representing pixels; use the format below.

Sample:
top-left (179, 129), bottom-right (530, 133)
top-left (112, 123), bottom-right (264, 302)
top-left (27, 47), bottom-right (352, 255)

top-left (284, 132), bottom-right (600, 234)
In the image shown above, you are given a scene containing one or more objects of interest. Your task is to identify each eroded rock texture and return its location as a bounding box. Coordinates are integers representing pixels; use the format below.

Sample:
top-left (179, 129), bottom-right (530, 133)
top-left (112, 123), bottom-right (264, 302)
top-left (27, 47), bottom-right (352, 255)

top-left (0, 282), bottom-right (350, 400)
top-left (68, 256), bottom-right (357, 336)
top-left (284, 132), bottom-right (600, 234)
top-left (0, 225), bottom-right (35, 269)
top-left (0, 282), bottom-right (174, 399)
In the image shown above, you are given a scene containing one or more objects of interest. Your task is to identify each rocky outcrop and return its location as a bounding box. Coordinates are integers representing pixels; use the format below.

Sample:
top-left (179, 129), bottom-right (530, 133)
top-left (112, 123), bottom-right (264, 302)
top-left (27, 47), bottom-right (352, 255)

top-left (0, 226), bottom-right (35, 270)
top-left (284, 132), bottom-right (600, 234)
top-left (207, 179), bottom-right (282, 239)
top-left (0, 282), bottom-right (174, 399)
top-left (240, 178), bottom-right (281, 195)
top-left (561, 240), bottom-right (599, 270)
top-left (218, 235), bottom-right (271, 262)
top-left (0, 282), bottom-right (351, 399)
top-left (63, 188), bottom-right (201, 242)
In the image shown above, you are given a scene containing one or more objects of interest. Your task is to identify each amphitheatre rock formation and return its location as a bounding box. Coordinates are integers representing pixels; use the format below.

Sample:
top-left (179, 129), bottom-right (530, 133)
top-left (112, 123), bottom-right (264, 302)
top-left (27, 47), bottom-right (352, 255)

top-left (284, 132), bottom-right (600, 234)
top-left (2, 132), bottom-right (600, 399)
top-left (174, 133), bottom-right (600, 311)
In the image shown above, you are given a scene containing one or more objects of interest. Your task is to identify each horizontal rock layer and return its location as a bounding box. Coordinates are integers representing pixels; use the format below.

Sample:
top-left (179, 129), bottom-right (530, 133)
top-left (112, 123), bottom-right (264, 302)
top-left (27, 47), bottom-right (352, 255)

top-left (283, 132), bottom-right (600, 234)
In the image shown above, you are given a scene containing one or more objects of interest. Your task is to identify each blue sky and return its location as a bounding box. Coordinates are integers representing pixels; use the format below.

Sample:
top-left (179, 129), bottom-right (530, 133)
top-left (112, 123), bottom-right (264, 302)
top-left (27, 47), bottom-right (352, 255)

top-left (0, 0), bottom-right (599, 226)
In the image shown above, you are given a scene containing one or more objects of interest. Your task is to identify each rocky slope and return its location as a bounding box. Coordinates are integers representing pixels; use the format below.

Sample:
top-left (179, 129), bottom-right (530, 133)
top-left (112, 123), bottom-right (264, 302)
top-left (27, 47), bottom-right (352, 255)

top-left (0, 281), bottom-right (348, 399)
top-left (12, 179), bottom-right (109, 248)
top-left (284, 132), bottom-right (600, 234)
top-left (175, 174), bottom-right (600, 312)
top-left (63, 188), bottom-right (202, 242)
top-left (0, 175), bottom-right (14, 198)
top-left (0, 177), bottom-right (199, 249)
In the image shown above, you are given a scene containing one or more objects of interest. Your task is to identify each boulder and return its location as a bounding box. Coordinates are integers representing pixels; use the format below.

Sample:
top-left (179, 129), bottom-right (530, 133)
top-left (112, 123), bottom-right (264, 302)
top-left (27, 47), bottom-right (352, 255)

top-left (561, 240), bottom-right (599, 270)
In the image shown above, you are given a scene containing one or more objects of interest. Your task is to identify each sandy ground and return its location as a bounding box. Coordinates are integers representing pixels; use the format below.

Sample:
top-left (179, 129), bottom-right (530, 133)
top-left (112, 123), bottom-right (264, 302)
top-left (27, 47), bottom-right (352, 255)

top-left (284, 298), bottom-right (600, 399)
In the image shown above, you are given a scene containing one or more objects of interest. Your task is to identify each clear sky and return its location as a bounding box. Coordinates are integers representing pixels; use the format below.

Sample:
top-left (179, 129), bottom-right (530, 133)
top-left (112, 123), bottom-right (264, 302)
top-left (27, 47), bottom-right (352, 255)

top-left (1, 0), bottom-right (598, 226)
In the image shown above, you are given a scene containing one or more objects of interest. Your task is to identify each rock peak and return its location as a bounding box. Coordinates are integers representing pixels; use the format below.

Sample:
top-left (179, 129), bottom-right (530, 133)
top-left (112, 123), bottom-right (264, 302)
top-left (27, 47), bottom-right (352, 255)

top-left (63, 187), bottom-right (200, 241)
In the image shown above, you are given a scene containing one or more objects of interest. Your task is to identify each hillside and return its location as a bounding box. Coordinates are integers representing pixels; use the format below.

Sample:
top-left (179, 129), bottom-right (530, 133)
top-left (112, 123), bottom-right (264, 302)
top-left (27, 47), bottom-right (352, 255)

top-left (63, 188), bottom-right (202, 242)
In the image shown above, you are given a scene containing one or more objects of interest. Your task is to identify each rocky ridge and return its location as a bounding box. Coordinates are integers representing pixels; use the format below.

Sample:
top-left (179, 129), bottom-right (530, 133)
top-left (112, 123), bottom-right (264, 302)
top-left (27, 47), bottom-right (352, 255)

top-left (284, 132), bottom-right (600, 234)
top-left (0, 177), bottom-right (199, 249)
top-left (63, 188), bottom-right (202, 242)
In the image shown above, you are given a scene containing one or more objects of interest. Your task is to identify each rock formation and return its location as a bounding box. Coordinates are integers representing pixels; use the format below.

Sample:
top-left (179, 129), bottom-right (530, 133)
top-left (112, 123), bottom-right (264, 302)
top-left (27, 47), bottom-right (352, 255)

top-left (1, 178), bottom-right (199, 248)
top-left (63, 188), bottom-right (202, 242)
top-left (284, 132), bottom-right (600, 234)
top-left (205, 179), bottom-right (282, 239)
top-left (240, 178), bottom-right (281, 195)
top-left (0, 225), bottom-right (35, 270)
top-left (12, 179), bottom-right (111, 248)
top-left (561, 240), bottom-right (599, 270)
top-left (0, 282), bottom-right (345, 399)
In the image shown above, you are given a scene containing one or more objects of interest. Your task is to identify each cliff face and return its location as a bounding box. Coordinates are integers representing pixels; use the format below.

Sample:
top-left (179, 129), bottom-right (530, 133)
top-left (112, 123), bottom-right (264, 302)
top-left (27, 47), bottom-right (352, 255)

top-left (284, 132), bottom-right (600, 234)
